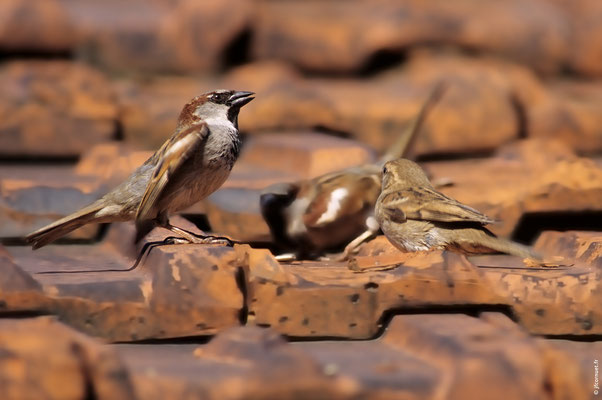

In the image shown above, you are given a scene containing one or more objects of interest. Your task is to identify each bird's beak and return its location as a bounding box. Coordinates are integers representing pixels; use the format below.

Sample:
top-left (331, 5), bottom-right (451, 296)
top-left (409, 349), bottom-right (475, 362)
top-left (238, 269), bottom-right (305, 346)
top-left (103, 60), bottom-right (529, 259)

top-left (228, 91), bottom-right (255, 108)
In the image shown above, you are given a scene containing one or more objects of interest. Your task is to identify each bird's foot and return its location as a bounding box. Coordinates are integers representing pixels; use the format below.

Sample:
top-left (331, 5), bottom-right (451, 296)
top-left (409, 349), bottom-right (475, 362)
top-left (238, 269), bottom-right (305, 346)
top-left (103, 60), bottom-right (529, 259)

top-left (167, 234), bottom-right (234, 247)
top-left (274, 252), bottom-right (298, 262)
top-left (126, 234), bottom-right (233, 272)
top-left (160, 223), bottom-right (235, 247)
top-left (522, 256), bottom-right (574, 269)
top-left (194, 235), bottom-right (234, 247)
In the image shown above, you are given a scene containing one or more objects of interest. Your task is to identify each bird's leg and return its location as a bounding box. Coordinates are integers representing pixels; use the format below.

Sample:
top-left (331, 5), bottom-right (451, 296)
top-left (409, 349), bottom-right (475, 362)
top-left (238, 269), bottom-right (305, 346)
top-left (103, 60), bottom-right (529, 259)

top-left (127, 234), bottom-right (222, 272)
top-left (126, 238), bottom-right (181, 271)
top-left (158, 220), bottom-right (234, 246)
top-left (336, 229), bottom-right (377, 261)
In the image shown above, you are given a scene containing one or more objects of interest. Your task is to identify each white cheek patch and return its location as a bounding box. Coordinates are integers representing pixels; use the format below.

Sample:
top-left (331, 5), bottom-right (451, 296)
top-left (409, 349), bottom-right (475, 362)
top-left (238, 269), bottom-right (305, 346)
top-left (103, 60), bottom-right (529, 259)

top-left (316, 188), bottom-right (348, 225)
top-left (204, 116), bottom-right (235, 131)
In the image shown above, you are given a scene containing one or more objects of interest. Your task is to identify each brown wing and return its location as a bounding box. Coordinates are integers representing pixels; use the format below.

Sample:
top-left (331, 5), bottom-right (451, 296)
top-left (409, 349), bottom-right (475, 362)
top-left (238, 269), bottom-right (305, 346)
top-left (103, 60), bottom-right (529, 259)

top-left (381, 187), bottom-right (494, 225)
top-left (381, 205), bottom-right (407, 224)
top-left (136, 122), bottom-right (209, 221)
top-left (303, 173), bottom-right (380, 229)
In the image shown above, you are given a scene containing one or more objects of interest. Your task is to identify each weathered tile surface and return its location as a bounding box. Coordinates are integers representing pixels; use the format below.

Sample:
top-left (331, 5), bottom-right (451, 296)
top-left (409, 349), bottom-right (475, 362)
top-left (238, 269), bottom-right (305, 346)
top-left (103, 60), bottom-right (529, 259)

top-left (114, 314), bottom-right (596, 400)
top-left (5, 219), bottom-right (245, 341)
top-left (0, 316), bottom-right (136, 400)
top-left (529, 80), bottom-right (602, 154)
top-left (253, 0), bottom-right (569, 74)
top-left (0, 61), bottom-right (117, 157)
top-left (246, 230), bottom-right (602, 338)
top-left (0, 164), bottom-right (107, 239)
top-left (0, 0), bottom-right (76, 52)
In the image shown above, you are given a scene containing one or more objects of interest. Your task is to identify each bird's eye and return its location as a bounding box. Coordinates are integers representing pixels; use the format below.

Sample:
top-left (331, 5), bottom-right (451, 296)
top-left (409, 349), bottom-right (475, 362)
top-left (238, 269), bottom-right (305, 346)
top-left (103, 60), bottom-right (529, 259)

top-left (382, 167), bottom-right (388, 175)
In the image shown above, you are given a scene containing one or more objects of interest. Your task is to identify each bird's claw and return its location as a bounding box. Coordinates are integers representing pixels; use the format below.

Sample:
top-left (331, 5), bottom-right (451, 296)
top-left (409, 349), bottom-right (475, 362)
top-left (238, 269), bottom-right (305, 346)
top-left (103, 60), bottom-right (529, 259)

top-left (191, 233), bottom-right (234, 246)
top-left (202, 235), bottom-right (234, 247)
top-left (163, 236), bottom-right (189, 245)
top-left (164, 234), bottom-right (233, 247)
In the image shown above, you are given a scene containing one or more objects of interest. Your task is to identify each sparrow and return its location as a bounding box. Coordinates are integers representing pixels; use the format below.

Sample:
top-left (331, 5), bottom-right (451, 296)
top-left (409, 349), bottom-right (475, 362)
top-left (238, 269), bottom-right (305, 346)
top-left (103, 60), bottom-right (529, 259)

top-left (26, 90), bottom-right (254, 249)
top-left (375, 158), bottom-right (540, 259)
top-left (261, 84), bottom-right (447, 260)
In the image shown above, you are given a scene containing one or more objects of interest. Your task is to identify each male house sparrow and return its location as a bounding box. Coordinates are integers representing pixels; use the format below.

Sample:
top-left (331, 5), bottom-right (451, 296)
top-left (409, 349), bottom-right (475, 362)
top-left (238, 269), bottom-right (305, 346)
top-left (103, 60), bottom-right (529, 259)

top-left (375, 158), bottom-right (539, 258)
top-left (26, 90), bottom-right (254, 249)
top-left (261, 84), bottom-right (446, 260)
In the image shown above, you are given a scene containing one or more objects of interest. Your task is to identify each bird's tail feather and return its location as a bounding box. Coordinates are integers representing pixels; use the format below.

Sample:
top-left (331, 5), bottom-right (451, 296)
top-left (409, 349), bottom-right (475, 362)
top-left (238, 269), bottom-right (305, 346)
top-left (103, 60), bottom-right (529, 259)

top-left (25, 201), bottom-right (105, 249)
top-left (379, 81), bottom-right (448, 164)
top-left (464, 230), bottom-right (541, 259)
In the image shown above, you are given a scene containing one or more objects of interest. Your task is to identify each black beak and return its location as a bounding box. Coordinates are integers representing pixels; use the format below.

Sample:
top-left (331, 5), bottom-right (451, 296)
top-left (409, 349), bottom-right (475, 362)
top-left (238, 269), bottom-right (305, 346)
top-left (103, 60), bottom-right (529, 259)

top-left (228, 91), bottom-right (255, 108)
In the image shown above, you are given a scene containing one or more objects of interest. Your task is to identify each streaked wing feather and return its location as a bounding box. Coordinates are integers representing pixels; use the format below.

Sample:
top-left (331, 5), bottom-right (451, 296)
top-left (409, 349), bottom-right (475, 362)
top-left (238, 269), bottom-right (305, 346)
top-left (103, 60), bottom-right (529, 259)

top-left (136, 123), bottom-right (209, 221)
top-left (388, 187), bottom-right (494, 225)
top-left (383, 206), bottom-right (406, 223)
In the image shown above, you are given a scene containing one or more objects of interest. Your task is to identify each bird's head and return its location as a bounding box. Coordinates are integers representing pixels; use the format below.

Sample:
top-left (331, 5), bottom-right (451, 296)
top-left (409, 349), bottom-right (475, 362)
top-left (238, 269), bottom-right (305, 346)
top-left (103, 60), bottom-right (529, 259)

top-left (381, 158), bottom-right (431, 190)
top-left (178, 89), bottom-right (254, 129)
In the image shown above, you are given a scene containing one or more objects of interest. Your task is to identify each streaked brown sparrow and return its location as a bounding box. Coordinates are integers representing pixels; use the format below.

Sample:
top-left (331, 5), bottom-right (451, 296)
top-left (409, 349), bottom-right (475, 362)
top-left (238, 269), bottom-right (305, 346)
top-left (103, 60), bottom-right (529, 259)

top-left (27, 90), bottom-right (254, 249)
top-left (376, 158), bottom-right (539, 258)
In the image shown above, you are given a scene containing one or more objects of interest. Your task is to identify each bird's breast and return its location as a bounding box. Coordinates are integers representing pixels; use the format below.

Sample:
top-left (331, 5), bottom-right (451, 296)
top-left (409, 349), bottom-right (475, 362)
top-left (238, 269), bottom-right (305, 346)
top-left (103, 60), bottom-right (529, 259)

top-left (380, 219), bottom-right (444, 252)
top-left (164, 166), bottom-right (231, 214)
top-left (204, 123), bottom-right (241, 169)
